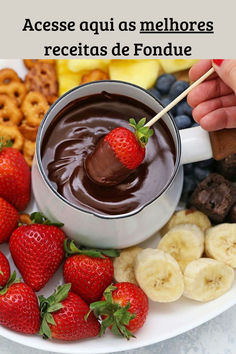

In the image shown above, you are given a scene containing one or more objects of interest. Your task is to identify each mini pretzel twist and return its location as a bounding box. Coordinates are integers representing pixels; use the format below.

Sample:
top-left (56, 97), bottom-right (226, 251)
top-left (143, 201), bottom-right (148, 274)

top-left (25, 63), bottom-right (58, 103)
top-left (0, 68), bottom-right (21, 86)
top-left (19, 120), bottom-right (38, 141)
top-left (23, 59), bottom-right (55, 70)
top-left (0, 94), bottom-right (23, 126)
top-left (19, 213), bottom-right (32, 225)
top-left (23, 139), bottom-right (36, 167)
top-left (0, 125), bottom-right (24, 150)
top-left (21, 91), bottom-right (49, 127)
top-left (0, 82), bottom-right (27, 106)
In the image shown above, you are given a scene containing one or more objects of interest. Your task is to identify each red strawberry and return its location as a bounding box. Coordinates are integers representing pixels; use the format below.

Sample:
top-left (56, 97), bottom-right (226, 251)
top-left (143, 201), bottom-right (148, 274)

top-left (0, 272), bottom-right (40, 334)
top-left (9, 212), bottom-right (66, 292)
top-left (0, 141), bottom-right (31, 210)
top-left (39, 284), bottom-right (100, 341)
top-left (0, 197), bottom-right (19, 243)
top-left (88, 282), bottom-right (149, 339)
top-left (63, 241), bottom-right (117, 303)
top-left (86, 118), bottom-right (153, 186)
top-left (0, 251), bottom-right (10, 288)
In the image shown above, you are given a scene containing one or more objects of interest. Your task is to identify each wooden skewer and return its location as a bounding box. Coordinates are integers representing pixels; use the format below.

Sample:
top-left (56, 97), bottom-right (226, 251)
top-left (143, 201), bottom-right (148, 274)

top-left (145, 67), bottom-right (215, 128)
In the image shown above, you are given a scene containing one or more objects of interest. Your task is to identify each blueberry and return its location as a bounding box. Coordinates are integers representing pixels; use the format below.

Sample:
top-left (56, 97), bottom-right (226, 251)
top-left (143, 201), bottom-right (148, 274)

top-left (161, 97), bottom-right (176, 116)
top-left (184, 163), bottom-right (194, 175)
top-left (148, 88), bottom-right (162, 101)
top-left (174, 115), bottom-right (192, 129)
top-left (169, 80), bottom-right (189, 99)
top-left (155, 74), bottom-right (176, 95)
top-left (197, 158), bottom-right (215, 169)
top-left (191, 122), bottom-right (199, 127)
top-left (176, 100), bottom-right (193, 117)
top-left (183, 175), bottom-right (197, 192)
top-left (194, 166), bottom-right (211, 181)
top-left (181, 175), bottom-right (197, 202)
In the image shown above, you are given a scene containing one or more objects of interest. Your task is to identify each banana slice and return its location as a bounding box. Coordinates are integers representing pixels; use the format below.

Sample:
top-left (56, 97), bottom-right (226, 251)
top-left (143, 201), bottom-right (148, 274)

top-left (161, 209), bottom-right (211, 235)
top-left (184, 258), bottom-right (234, 302)
top-left (205, 224), bottom-right (236, 268)
top-left (134, 248), bottom-right (184, 302)
top-left (113, 246), bottom-right (142, 285)
top-left (158, 224), bottom-right (204, 272)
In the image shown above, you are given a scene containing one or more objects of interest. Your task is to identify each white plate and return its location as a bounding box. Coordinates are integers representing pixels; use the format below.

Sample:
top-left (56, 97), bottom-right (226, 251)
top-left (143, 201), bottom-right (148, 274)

top-left (0, 59), bottom-right (235, 354)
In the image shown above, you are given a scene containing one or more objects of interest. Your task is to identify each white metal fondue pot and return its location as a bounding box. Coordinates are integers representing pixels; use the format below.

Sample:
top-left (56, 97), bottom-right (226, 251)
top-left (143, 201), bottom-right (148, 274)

top-left (32, 81), bottom-right (212, 248)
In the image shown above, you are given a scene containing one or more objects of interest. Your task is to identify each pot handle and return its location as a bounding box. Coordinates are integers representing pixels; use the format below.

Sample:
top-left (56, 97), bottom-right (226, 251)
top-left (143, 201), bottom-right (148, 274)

top-left (180, 126), bottom-right (236, 165)
top-left (180, 126), bottom-right (212, 165)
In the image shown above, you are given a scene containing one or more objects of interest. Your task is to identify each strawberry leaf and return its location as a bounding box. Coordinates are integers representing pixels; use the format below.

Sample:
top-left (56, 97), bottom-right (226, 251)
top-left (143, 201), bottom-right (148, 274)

top-left (0, 137), bottom-right (13, 152)
top-left (64, 239), bottom-right (120, 259)
top-left (99, 249), bottom-right (120, 258)
top-left (136, 117), bottom-right (146, 129)
top-left (39, 317), bottom-right (52, 339)
top-left (39, 283), bottom-right (71, 339)
top-left (129, 118), bottom-right (153, 147)
top-left (87, 284), bottom-right (136, 340)
top-left (104, 284), bottom-right (117, 302)
top-left (129, 118), bottom-right (137, 128)
top-left (47, 303), bottom-right (63, 313)
top-left (30, 212), bottom-right (64, 227)
top-left (45, 313), bottom-right (56, 326)
top-left (54, 284), bottom-right (71, 303)
top-left (0, 271), bottom-right (21, 296)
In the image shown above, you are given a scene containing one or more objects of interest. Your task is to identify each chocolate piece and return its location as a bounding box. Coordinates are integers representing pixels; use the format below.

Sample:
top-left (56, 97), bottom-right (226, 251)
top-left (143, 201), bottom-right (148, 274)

top-left (216, 154), bottom-right (236, 182)
top-left (191, 173), bottom-right (236, 223)
top-left (209, 129), bottom-right (236, 160)
top-left (229, 203), bottom-right (236, 223)
top-left (85, 138), bottom-right (132, 186)
top-left (41, 93), bottom-right (176, 216)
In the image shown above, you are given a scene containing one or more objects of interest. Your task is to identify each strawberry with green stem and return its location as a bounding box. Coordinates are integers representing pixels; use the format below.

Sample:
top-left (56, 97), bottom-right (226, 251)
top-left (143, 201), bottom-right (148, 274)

top-left (86, 118), bottom-right (153, 186)
top-left (10, 212), bottom-right (65, 292)
top-left (64, 240), bottom-right (119, 303)
top-left (39, 283), bottom-right (100, 341)
top-left (87, 282), bottom-right (149, 339)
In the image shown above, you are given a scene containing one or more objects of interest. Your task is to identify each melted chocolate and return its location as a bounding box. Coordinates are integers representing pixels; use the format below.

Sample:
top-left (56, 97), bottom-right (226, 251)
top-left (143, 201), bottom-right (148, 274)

top-left (41, 92), bottom-right (176, 216)
top-left (85, 139), bottom-right (132, 186)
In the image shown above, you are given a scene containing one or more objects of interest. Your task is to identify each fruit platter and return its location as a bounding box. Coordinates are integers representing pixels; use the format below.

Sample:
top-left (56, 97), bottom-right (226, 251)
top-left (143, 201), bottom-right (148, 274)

top-left (0, 59), bottom-right (235, 354)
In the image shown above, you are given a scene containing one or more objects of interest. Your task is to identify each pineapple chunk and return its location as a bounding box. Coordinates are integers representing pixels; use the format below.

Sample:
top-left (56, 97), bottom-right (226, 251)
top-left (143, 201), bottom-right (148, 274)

top-left (67, 59), bottom-right (111, 73)
top-left (56, 60), bottom-right (84, 96)
top-left (109, 60), bottom-right (160, 89)
top-left (159, 59), bottom-right (198, 73)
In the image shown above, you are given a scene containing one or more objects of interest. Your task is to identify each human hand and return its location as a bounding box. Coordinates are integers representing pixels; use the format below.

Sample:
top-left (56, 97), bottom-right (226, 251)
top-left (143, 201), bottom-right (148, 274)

top-left (187, 59), bottom-right (236, 131)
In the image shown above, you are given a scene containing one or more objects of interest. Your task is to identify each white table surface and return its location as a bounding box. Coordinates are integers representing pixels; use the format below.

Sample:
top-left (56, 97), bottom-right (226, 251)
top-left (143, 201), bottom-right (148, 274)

top-left (0, 305), bottom-right (235, 354)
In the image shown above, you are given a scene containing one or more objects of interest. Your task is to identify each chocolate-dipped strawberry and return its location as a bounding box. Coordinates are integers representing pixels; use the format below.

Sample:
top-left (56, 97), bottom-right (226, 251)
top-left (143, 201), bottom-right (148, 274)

top-left (85, 118), bottom-right (153, 186)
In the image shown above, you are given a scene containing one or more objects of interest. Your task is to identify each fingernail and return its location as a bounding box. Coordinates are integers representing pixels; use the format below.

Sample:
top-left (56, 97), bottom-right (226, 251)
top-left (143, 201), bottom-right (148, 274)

top-left (213, 59), bottom-right (224, 66)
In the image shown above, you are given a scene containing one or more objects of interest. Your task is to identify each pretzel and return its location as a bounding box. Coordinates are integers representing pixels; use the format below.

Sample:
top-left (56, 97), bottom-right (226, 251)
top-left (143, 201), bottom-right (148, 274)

top-left (0, 94), bottom-right (23, 126)
top-left (19, 120), bottom-right (38, 141)
top-left (21, 91), bottom-right (49, 127)
top-left (25, 63), bottom-right (58, 102)
top-left (47, 95), bottom-right (58, 105)
top-left (23, 59), bottom-right (55, 70)
top-left (23, 139), bottom-right (36, 167)
top-left (0, 68), bottom-right (21, 86)
top-left (19, 213), bottom-right (32, 225)
top-left (0, 125), bottom-right (24, 150)
top-left (0, 82), bottom-right (27, 106)
top-left (80, 69), bottom-right (109, 84)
